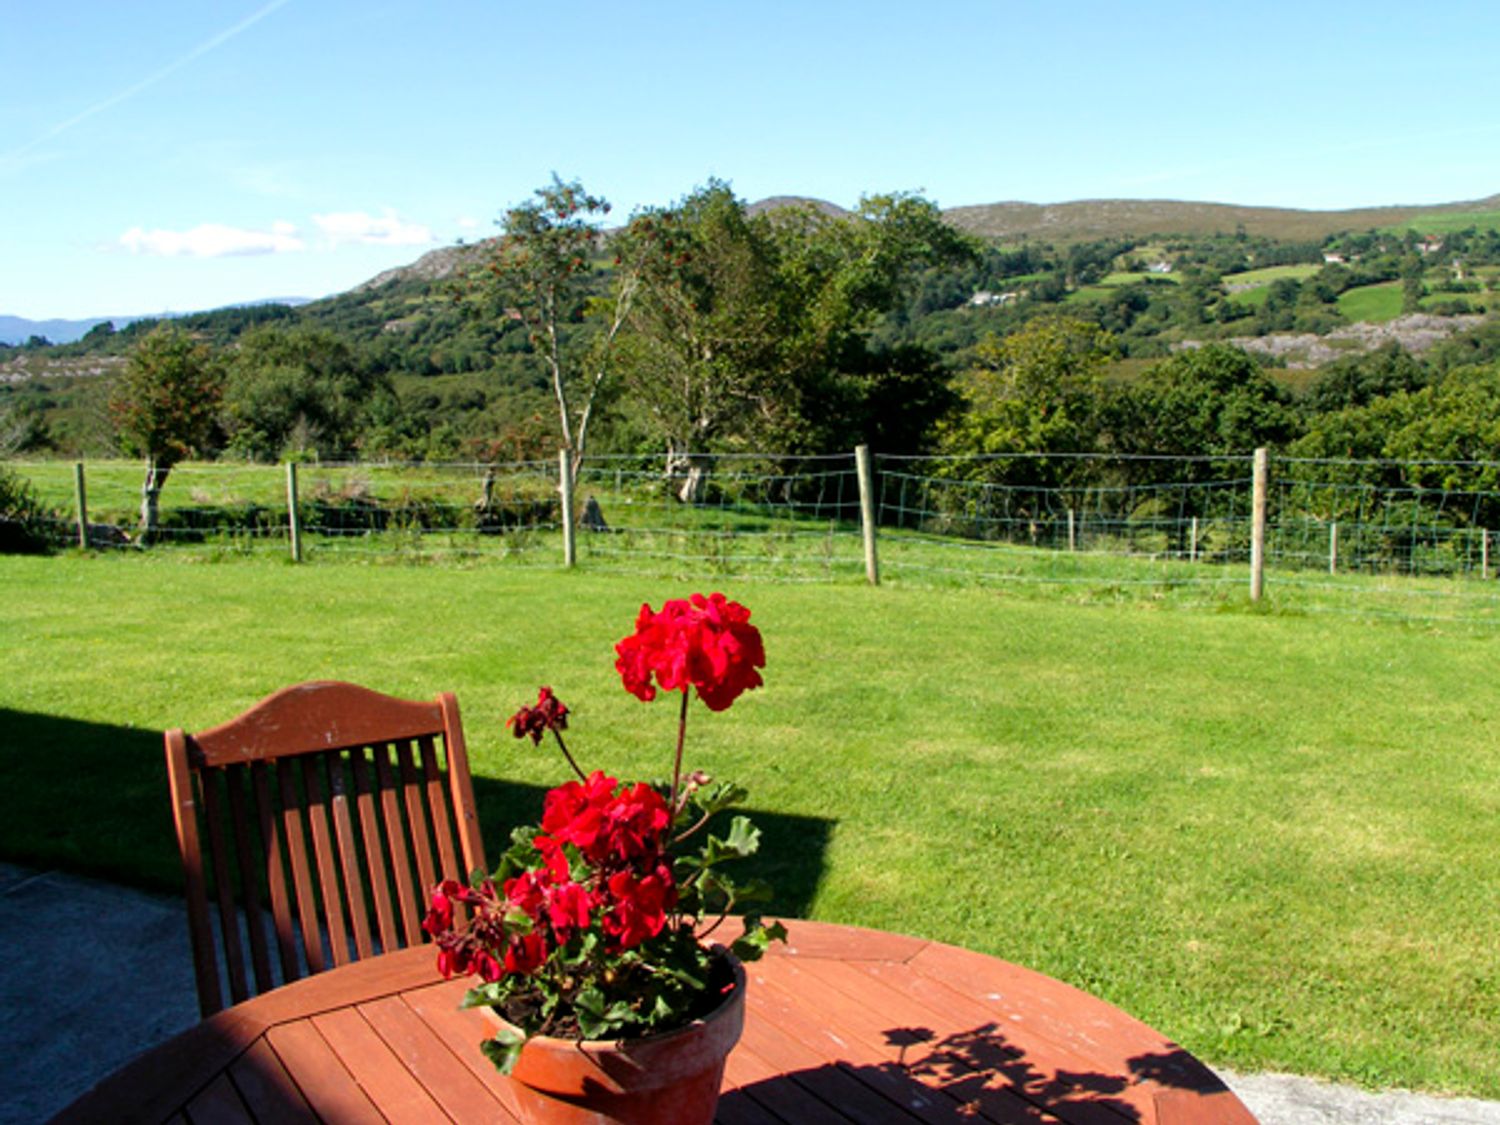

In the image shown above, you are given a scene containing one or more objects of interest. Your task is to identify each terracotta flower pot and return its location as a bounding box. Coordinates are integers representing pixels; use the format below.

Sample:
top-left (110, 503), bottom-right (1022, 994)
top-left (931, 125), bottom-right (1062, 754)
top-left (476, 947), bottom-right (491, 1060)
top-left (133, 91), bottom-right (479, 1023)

top-left (483, 954), bottom-right (746, 1125)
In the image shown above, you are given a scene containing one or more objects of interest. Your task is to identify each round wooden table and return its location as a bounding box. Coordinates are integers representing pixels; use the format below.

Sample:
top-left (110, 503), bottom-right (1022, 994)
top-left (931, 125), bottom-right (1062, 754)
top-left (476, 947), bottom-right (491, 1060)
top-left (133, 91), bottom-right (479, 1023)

top-left (51, 918), bottom-right (1254, 1123)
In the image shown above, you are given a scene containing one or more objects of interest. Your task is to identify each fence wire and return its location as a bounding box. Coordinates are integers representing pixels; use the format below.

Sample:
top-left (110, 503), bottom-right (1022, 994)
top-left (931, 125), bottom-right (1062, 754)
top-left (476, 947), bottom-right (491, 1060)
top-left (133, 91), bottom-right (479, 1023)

top-left (11, 451), bottom-right (1500, 626)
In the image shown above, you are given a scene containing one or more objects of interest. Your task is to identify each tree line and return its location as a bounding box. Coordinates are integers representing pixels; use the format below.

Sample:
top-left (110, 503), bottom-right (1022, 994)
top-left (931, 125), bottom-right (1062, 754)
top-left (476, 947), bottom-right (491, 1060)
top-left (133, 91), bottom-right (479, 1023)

top-left (9, 177), bottom-right (1500, 544)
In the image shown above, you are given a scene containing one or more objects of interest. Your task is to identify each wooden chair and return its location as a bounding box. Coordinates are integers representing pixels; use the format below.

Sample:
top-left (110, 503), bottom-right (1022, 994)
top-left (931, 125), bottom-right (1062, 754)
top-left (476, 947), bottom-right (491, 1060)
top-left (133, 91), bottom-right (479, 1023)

top-left (164, 681), bottom-right (487, 1017)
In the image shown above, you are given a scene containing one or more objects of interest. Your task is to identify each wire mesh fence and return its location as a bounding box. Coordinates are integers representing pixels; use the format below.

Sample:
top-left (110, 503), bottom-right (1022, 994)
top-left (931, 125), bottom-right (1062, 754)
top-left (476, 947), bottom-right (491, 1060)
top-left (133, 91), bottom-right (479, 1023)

top-left (10, 450), bottom-right (1500, 626)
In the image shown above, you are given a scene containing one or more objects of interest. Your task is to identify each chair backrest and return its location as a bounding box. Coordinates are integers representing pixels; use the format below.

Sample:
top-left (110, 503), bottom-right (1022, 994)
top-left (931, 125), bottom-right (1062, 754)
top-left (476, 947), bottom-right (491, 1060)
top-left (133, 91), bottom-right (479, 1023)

top-left (164, 680), bottom-right (487, 1016)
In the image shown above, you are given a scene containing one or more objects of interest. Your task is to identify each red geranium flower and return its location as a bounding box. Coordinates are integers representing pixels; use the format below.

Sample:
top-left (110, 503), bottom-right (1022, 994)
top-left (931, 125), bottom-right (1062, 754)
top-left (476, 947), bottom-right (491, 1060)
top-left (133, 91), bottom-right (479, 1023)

top-left (603, 866), bottom-right (674, 950)
top-left (507, 686), bottom-right (570, 745)
top-left (614, 592), bottom-right (765, 712)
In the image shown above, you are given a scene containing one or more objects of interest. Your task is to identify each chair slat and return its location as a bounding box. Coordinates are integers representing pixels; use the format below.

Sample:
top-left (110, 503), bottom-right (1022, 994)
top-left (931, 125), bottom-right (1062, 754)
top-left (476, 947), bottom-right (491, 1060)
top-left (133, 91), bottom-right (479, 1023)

top-left (396, 740), bottom-right (438, 903)
top-left (253, 761), bottom-right (300, 984)
top-left (166, 729), bottom-right (222, 1017)
top-left (327, 751), bottom-right (374, 960)
top-left (373, 743), bottom-right (422, 946)
top-left (350, 749), bottom-right (401, 953)
top-left (300, 755), bottom-right (351, 968)
top-left (418, 735), bottom-right (461, 887)
top-left (438, 693), bottom-right (485, 882)
top-left (277, 761), bottom-right (327, 975)
top-left (166, 682), bottom-right (488, 1014)
top-left (225, 768), bottom-right (275, 994)
top-left (200, 771), bottom-right (250, 1005)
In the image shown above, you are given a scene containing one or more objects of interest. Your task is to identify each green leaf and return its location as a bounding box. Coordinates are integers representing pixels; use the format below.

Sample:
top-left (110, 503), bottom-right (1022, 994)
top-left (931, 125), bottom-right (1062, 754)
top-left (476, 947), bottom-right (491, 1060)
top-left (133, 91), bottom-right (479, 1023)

top-left (694, 781), bottom-right (748, 816)
top-left (731, 876), bottom-right (773, 904)
top-left (480, 1026), bottom-right (526, 1075)
top-left (574, 986), bottom-right (635, 1039)
top-left (461, 984), bottom-right (506, 1009)
top-left (702, 815), bottom-right (761, 866)
top-left (731, 919), bottom-right (788, 963)
top-left (724, 815), bottom-right (760, 857)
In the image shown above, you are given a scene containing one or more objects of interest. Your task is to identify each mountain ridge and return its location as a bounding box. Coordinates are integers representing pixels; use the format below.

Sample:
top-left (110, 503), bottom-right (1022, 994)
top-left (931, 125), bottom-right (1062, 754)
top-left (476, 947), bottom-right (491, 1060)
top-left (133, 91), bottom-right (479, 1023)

top-left (7, 190), bottom-right (1499, 341)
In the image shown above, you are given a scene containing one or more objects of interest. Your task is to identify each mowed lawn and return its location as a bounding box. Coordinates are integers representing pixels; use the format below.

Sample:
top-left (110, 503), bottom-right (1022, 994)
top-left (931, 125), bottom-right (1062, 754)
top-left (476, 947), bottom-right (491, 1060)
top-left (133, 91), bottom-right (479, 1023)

top-left (3, 553), bottom-right (1498, 1097)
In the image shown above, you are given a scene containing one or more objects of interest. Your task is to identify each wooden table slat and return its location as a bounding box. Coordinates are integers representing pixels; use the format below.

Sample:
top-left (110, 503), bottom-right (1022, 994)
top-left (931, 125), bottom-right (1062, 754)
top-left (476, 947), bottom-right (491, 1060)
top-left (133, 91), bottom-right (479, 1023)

top-left (735, 1013), bottom-right (935, 1125)
top-left (747, 960), bottom-right (1038, 1125)
top-left (717, 1039), bottom-right (864, 1124)
top-left (896, 943), bottom-right (1243, 1112)
top-left (308, 1006), bottom-right (449, 1124)
top-left (824, 956), bottom-right (1153, 1124)
top-left (182, 1072), bottom-right (254, 1125)
top-left (226, 1039), bottom-right (318, 1125)
top-left (359, 992), bottom-right (514, 1125)
top-left (263, 1020), bottom-right (384, 1124)
top-left (396, 978), bottom-right (527, 1120)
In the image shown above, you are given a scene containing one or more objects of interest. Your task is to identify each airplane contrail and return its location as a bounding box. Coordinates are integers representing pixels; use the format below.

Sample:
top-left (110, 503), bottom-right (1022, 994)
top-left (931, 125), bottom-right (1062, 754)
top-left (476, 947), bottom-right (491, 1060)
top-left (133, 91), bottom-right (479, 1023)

top-left (3, 0), bottom-right (294, 164)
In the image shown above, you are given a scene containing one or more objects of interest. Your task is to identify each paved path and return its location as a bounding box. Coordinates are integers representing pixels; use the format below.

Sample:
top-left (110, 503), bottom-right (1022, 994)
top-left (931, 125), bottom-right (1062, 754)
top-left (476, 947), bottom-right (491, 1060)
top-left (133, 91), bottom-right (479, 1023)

top-left (4, 863), bottom-right (1498, 1124)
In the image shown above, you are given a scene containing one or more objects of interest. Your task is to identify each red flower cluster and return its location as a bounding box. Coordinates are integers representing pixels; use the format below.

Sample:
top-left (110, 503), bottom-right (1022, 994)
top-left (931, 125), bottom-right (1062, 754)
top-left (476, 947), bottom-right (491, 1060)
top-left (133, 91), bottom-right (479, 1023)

top-left (506, 685), bottom-right (569, 745)
top-left (422, 770), bottom-right (677, 986)
top-left (614, 593), bottom-right (766, 712)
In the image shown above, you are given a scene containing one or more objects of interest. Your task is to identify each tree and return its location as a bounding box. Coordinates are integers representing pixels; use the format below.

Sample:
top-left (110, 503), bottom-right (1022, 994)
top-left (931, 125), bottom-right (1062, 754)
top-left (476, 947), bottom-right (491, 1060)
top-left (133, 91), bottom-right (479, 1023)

top-left (220, 325), bottom-right (386, 461)
top-left (1304, 341), bottom-right (1427, 414)
top-left (935, 315), bottom-right (1118, 496)
top-left (470, 176), bottom-right (638, 476)
top-left (1116, 344), bottom-right (1297, 471)
top-left (109, 325), bottom-right (223, 542)
top-left (609, 182), bottom-right (785, 499)
top-left (612, 183), bottom-right (973, 498)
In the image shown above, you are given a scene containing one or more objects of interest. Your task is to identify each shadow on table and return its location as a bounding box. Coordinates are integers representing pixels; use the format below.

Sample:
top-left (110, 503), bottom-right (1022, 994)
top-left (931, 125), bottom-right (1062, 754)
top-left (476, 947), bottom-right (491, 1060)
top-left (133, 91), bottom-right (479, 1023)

top-left (719, 1022), bottom-right (1240, 1123)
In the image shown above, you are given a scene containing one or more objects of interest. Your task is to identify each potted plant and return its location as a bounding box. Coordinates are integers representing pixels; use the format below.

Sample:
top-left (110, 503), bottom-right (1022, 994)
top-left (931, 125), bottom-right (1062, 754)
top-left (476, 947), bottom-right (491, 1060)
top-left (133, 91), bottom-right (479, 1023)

top-left (423, 592), bottom-right (785, 1124)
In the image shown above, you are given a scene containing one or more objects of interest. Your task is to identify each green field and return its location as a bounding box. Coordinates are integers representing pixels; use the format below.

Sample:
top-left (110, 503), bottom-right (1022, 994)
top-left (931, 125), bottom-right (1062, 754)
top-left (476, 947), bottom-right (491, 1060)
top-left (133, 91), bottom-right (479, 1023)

top-left (1097, 270), bottom-right (1180, 287)
top-left (1225, 285), bottom-right (1271, 309)
top-left (3, 552), bottom-right (1499, 1098)
top-left (1337, 282), bottom-right (1404, 323)
top-left (1222, 264), bottom-right (1323, 286)
top-left (1384, 208), bottom-right (1500, 235)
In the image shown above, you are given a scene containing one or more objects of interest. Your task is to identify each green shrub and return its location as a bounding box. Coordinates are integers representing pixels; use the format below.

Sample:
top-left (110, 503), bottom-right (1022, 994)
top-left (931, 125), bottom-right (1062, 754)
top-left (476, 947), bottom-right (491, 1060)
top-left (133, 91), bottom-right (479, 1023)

top-left (0, 464), bottom-right (55, 554)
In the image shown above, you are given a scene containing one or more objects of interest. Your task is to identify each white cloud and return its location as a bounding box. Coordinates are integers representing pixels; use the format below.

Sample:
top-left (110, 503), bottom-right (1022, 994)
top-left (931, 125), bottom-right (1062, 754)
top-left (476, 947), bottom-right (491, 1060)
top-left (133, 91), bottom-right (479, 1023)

top-left (456, 215), bottom-right (481, 231)
top-left (312, 208), bottom-right (434, 247)
top-left (119, 220), bottom-right (304, 257)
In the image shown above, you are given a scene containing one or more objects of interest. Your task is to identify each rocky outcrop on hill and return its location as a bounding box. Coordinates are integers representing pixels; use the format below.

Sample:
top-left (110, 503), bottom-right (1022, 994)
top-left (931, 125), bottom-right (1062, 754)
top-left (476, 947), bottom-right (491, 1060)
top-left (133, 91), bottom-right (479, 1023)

top-left (1180, 313), bottom-right (1485, 369)
top-left (352, 241), bottom-right (491, 294)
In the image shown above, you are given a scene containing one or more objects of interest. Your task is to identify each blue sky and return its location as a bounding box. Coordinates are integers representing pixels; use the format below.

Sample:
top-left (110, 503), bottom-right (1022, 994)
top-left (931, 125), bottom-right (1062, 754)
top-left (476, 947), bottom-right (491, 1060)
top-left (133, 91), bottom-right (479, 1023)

top-left (5, 0), bottom-right (1500, 320)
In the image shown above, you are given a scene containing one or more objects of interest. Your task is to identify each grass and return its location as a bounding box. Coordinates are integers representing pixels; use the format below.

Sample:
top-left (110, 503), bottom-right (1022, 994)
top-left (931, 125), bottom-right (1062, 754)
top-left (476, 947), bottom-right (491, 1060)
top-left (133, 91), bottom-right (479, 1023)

top-left (1337, 282), bottom-right (1404, 323)
top-left (1222, 264), bottom-right (1323, 286)
top-left (1385, 208), bottom-right (1500, 235)
top-left (1225, 286), bottom-right (1270, 309)
top-left (3, 551), bottom-right (1500, 1098)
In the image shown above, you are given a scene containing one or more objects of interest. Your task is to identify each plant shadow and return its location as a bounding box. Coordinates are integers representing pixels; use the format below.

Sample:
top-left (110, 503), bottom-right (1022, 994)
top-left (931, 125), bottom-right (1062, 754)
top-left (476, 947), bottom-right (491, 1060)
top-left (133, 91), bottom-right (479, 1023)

top-left (718, 1022), bottom-right (1241, 1123)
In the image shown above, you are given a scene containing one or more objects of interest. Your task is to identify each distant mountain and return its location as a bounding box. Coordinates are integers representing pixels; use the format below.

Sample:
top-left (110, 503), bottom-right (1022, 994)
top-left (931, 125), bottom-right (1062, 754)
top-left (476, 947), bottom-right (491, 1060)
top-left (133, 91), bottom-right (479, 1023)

top-left (0, 315), bottom-right (122, 347)
top-left (942, 193), bottom-right (1500, 242)
top-left (745, 196), bottom-right (853, 220)
top-left (0, 299), bottom-right (312, 346)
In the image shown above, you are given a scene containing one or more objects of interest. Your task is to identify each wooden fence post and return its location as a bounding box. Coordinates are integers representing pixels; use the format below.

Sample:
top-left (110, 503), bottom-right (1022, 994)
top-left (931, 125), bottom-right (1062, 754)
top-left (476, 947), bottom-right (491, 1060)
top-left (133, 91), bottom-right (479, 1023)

top-left (1329, 521), bottom-right (1338, 575)
top-left (73, 461), bottom-right (89, 549)
top-left (559, 448), bottom-right (576, 569)
top-left (1483, 529), bottom-right (1491, 581)
top-left (1189, 516), bottom-right (1199, 562)
top-left (285, 462), bottom-right (302, 563)
top-left (855, 444), bottom-right (880, 586)
top-left (1067, 508), bottom-right (1076, 552)
top-left (1250, 447), bottom-right (1268, 602)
